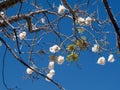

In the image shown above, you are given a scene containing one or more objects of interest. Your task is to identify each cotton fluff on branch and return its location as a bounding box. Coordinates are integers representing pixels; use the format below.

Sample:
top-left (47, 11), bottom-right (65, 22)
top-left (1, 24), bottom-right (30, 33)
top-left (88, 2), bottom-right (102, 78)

top-left (56, 55), bottom-right (64, 65)
top-left (45, 73), bottom-right (53, 82)
top-left (92, 44), bottom-right (99, 53)
top-left (97, 57), bottom-right (106, 65)
top-left (48, 61), bottom-right (55, 70)
top-left (85, 17), bottom-right (93, 25)
top-left (77, 17), bottom-right (85, 25)
top-left (77, 17), bottom-right (93, 25)
top-left (49, 45), bottom-right (61, 53)
top-left (49, 69), bottom-right (55, 75)
top-left (58, 5), bottom-right (66, 14)
top-left (18, 31), bottom-right (26, 40)
top-left (0, 11), bottom-right (5, 17)
top-left (108, 54), bottom-right (115, 62)
top-left (45, 69), bottom-right (55, 82)
top-left (26, 66), bottom-right (34, 75)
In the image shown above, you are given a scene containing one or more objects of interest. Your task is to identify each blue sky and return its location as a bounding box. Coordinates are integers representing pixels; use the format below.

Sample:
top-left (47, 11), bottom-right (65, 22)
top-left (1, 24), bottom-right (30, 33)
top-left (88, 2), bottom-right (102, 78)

top-left (0, 0), bottom-right (120, 90)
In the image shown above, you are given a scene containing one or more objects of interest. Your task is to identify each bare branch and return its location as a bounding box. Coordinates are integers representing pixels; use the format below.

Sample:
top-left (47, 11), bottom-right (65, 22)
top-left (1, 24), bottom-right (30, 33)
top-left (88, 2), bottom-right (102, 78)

top-left (62, 0), bottom-right (76, 20)
top-left (0, 37), bottom-right (65, 90)
top-left (103, 0), bottom-right (120, 51)
top-left (0, 10), bottom-right (59, 32)
top-left (0, 0), bottom-right (23, 11)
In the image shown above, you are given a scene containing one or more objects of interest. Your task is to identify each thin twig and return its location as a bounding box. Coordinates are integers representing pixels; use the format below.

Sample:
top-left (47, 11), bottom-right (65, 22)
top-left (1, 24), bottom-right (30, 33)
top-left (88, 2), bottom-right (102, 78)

top-left (0, 37), bottom-right (65, 90)
top-left (103, 0), bottom-right (120, 51)
top-left (2, 48), bottom-right (10, 90)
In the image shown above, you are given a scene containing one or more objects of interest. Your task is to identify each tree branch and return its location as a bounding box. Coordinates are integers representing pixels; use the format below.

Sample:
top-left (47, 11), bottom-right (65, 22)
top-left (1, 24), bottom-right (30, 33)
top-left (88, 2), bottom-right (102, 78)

top-left (103, 0), bottom-right (120, 51)
top-left (0, 37), bottom-right (65, 90)
top-left (61, 0), bottom-right (76, 20)
top-left (61, 0), bottom-right (77, 37)
top-left (0, 10), bottom-right (57, 32)
top-left (0, 0), bottom-right (23, 11)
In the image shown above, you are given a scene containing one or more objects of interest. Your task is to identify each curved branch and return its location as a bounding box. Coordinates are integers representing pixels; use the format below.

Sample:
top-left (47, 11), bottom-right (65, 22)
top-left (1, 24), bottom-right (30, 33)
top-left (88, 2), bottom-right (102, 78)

top-left (0, 10), bottom-right (59, 32)
top-left (0, 37), bottom-right (65, 90)
top-left (2, 48), bottom-right (10, 90)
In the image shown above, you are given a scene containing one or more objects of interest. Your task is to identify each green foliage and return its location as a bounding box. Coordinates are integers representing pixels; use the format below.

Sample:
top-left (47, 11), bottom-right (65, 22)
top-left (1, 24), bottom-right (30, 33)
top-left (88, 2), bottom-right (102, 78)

top-left (66, 52), bottom-right (78, 61)
top-left (77, 27), bottom-right (85, 34)
top-left (81, 36), bottom-right (86, 41)
top-left (67, 44), bottom-right (76, 51)
top-left (76, 39), bottom-right (87, 50)
top-left (66, 36), bottom-right (88, 62)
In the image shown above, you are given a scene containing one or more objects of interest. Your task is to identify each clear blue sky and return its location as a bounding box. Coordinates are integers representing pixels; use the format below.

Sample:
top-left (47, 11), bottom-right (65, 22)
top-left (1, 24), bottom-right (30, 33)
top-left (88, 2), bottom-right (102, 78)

top-left (0, 0), bottom-right (120, 90)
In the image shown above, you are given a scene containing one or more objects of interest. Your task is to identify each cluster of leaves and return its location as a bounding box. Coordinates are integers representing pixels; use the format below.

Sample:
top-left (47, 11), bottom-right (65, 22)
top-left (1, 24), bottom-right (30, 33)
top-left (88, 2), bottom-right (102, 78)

top-left (66, 37), bottom-right (89, 61)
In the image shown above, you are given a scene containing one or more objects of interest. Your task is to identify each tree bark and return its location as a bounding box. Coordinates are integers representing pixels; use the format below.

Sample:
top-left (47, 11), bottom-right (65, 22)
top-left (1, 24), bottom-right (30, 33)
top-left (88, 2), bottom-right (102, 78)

top-left (103, 0), bottom-right (120, 51)
top-left (0, 0), bottom-right (23, 11)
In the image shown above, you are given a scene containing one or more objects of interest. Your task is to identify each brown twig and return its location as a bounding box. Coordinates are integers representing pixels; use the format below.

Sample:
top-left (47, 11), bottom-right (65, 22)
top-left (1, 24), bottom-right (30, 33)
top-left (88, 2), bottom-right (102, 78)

top-left (0, 10), bottom-right (58, 32)
top-left (61, 0), bottom-right (77, 38)
top-left (0, 0), bottom-right (23, 11)
top-left (0, 36), bottom-right (65, 90)
top-left (61, 0), bottom-right (76, 21)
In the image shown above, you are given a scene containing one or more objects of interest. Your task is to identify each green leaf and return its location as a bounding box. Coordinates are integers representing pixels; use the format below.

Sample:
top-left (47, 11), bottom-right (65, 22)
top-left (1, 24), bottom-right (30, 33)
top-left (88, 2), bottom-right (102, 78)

top-left (66, 52), bottom-right (78, 61)
top-left (67, 44), bottom-right (76, 51)
top-left (81, 36), bottom-right (87, 41)
top-left (76, 39), bottom-right (88, 50)
top-left (78, 27), bottom-right (85, 34)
